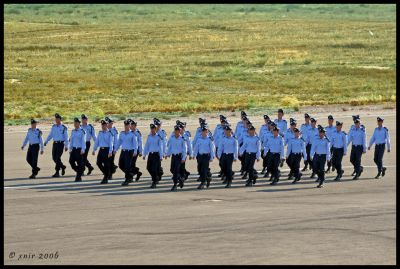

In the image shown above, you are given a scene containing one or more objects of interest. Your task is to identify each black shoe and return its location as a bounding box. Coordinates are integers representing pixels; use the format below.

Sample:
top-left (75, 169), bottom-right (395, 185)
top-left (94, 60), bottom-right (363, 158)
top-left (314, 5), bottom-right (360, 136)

top-left (325, 168), bottom-right (330, 173)
top-left (352, 175), bottom-right (359, 180)
top-left (242, 172), bottom-right (248, 179)
top-left (351, 170), bottom-right (356, 176)
top-left (240, 170), bottom-right (244, 176)
top-left (298, 173), bottom-right (303, 181)
top-left (288, 174), bottom-right (294, 180)
top-left (261, 167), bottom-right (266, 174)
top-left (310, 172), bottom-right (316, 179)
top-left (87, 166), bottom-right (94, 175)
top-left (197, 176), bottom-right (201, 182)
top-left (150, 182), bottom-right (156, 188)
top-left (375, 172), bottom-right (381, 179)
top-left (61, 165), bottom-right (66, 176)
top-left (315, 178), bottom-right (320, 182)
top-left (135, 171), bottom-right (142, 181)
top-left (197, 182), bottom-right (205, 189)
top-left (75, 177), bottom-right (82, 182)
top-left (382, 167), bottom-right (386, 177)
top-left (179, 179), bottom-right (184, 189)
top-left (100, 179), bottom-right (108, 184)
top-left (270, 180), bottom-right (277, 185)
top-left (291, 179), bottom-right (297, 184)
top-left (245, 179), bottom-right (252, 187)
top-left (334, 175), bottom-right (341, 181)
top-left (269, 175), bottom-right (273, 181)
top-left (52, 172), bottom-right (60, 178)
top-left (263, 172), bottom-right (269, 178)
top-left (29, 174), bottom-right (36, 179)
top-left (34, 167), bottom-right (41, 175)
top-left (317, 183), bottom-right (323, 188)
top-left (252, 175), bottom-right (258, 184)
top-left (222, 178), bottom-right (227, 184)
top-left (184, 171), bottom-right (190, 180)
top-left (108, 174), bottom-right (113, 180)
top-left (301, 166), bottom-right (308, 172)
top-left (221, 175), bottom-right (226, 182)
top-left (332, 167), bottom-right (336, 172)
top-left (217, 172), bottom-right (222, 177)
top-left (171, 184), bottom-right (177, 191)
top-left (206, 180), bottom-right (211, 188)
top-left (121, 179), bottom-right (130, 186)
top-left (225, 181), bottom-right (231, 188)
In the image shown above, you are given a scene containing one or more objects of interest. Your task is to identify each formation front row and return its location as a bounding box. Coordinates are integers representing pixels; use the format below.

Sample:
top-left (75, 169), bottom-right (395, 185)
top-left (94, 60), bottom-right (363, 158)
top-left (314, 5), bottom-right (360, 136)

top-left (21, 113), bottom-right (390, 190)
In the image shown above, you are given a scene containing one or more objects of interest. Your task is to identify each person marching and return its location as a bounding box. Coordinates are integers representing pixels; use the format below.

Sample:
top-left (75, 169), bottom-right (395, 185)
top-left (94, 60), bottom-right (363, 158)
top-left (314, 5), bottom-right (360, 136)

top-left (217, 125), bottom-right (238, 188)
top-left (368, 117), bottom-right (391, 179)
top-left (92, 120), bottom-right (113, 184)
top-left (80, 114), bottom-right (96, 175)
top-left (44, 113), bottom-right (68, 177)
top-left (237, 117), bottom-right (250, 177)
top-left (128, 119), bottom-right (143, 181)
top-left (304, 118), bottom-right (319, 178)
top-left (274, 109), bottom-right (287, 136)
top-left (143, 123), bottom-right (164, 188)
top-left (260, 114), bottom-right (270, 174)
top-left (325, 115), bottom-right (336, 173)
top-left (105, 117), bottom-right (119, 178)
top-left (286, 127), bottom-right (307, 184)
top-left (154, 118), bottom-right (167, 179)
top-left (166, 125), bottom-right (188, 191)
top-left (264, 126), bottom-right (285, 185)
top-left (177, 120), bottom-right (193, 181)
top-left (300, 113), bottom-right (312, 171)
top-left (239, 125), bottom-right (261, 187)
top-left (21, 119), bottom-right (44, 179)
top-left (310, 127), bottom-right (331, 188)
top-left (262, 121), bottom-right (275, 180)
top-left (193, 125), bottom-right (215, 190)
top-left (69, 117), bottom-right (86, 182)
top-left (284, 118), bottom-right (297, 180)
top-left (115, 120), bottom-right (138, 186)
top-left (347, 118), bottom-right (367, 180)
top-left (330, 121), bottom-right (347, 181)
top-left (214, 115), bottom-right (227, 178)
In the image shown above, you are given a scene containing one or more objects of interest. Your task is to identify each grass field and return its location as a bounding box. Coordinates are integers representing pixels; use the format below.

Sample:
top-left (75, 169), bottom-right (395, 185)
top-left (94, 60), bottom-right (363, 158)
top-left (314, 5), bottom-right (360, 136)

top-left (4, 4), bottom-right (396, 124)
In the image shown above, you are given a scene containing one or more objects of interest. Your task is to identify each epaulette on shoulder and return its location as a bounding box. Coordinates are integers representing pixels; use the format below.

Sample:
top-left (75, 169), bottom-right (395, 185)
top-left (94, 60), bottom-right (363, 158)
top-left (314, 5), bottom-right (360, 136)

top-left (157, 133), bottom-right (164, 140)
top-left (161, 129), bottom-right (166, 134)
top-left (301, 137), bottom-right (306, 142)
top-left (136, 129), bottom-right (141, 135)
top-left (28, 127), bottom-right (32, 131)
top-left (282, 119), bottom-right (287, 122)
top-left (62, 124), bottom-right (67, 129)
top-left (114, 128), bottom-right (118, 134)
top-left (88, 123), bottom-right (93, 128)
top-left (325, 136), bottom-right (330, 142)
top-left (342, 131), bottom-right (347, 135)
top-left (384, 127), bottom-right (388, 132)
top-left (81, 128), bottom-right (86, 134)
top-left (186, 130), bottom-right (191, 137)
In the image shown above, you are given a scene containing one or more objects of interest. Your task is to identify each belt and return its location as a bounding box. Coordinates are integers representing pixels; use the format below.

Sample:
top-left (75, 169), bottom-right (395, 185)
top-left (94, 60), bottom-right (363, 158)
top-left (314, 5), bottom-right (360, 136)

top-left (149, 152), bottom-right (159, 154)
top-left (54, 141), bottom-right (64, 143)
top-left (100, 147), bottom-right (109, 150)
top-left (291, 152), bottom-right (301, 155)
top-left (72, 147), bottom-right (82, 150)
top-left (172, 153), bottom-right (182, 156)
top-left (315, 154), bottom-right (326, 156)
top-left (29, 143), bottom-right (39, 146)
top-left (376, 143), bottom-right (385, 146)
top-left (353, 145), bottom-right (363, 147)
top-left (121, 149), bottom-right (133, 152)
top-left (333, 147), bottom-right (344, 150)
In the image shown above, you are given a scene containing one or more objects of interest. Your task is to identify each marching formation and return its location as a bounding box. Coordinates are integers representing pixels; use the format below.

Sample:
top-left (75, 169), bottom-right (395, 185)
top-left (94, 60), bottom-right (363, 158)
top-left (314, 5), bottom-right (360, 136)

top-left (21, 109), bottom-right (391, 190)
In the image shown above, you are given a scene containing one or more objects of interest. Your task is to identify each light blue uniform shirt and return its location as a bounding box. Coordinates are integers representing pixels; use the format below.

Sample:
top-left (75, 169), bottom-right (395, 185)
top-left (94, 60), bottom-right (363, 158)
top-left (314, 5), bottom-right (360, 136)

top-left (115, 130), bottom-right (137, 154)
top-left (274, 119), bottom-right (287, 136)
top-left (157, 129), bottom-right (168, 154)
top-left (237, 127), bottom-right (249, 145)
top-left (262, 130), bottom-right (274, 151)
top-left (192, 128), bottom-right (213, 147)
top-left (347, 126), bottom-right (367, 151)
top-left (45, 123), bottom-right (68, 146)
top-left (69, 128), bottom-right (86, 151)
top-left (213, 124), bottom-right (224, 147)
top-left (93, 130), bottom-right (113, 154)
top-left (193, 136), bottom-right (215, 160)
top-left (300, 123), bottom-right (312, 135)
top-left (259, 124), bottom-right (269, 145)
top-left (284, 128), bottom-right (296, 146)
top-left (22, 128), bottom-right (44, 150)
top-left (305, 127), bottom-right (319, 145)
top-left (183, 130), bottom-right (193, 157)
top-left (167, 135), bottom-right (187, 160)
top-left (330, 130), bottom-right (348, 155)
top-left (325, 125), bottom-right (336, 141)
top-left (286, 137), bottom-right (307, 159)
top-left (109, 127), bottom-right (118, 149)
top-left (81, 123), bottom-right (96, 142)
top-left (239, 135), bottom-right (261, 160)
top-left (217, 135), bottom-right (238, 160)
top-left (369, 126), bottom-right (391, 150)
top-left (311, 137), bottom-right (331, 160)
top-left (235, 121), bottom-right (244, 137)
top-left (132, 129), bottom-right (143, 154)
top-left (143, 133), bottom-right (164, 159)
top-left (263, 135), bottom-right (284, 159)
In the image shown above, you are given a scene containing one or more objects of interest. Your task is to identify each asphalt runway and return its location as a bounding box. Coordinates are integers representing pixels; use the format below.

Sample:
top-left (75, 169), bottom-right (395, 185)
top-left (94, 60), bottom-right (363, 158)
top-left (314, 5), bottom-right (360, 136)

top-left (4, 109), bottom-right (396, 264)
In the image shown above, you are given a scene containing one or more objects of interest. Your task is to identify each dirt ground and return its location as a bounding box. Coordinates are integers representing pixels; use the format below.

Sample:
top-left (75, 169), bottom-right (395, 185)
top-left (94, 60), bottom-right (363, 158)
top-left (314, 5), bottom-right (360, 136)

top-left (4, 105), bottom-right (396, 265)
